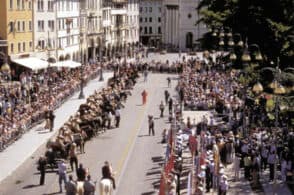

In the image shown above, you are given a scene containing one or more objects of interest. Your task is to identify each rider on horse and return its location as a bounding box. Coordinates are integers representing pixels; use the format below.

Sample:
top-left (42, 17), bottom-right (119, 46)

top-left (101, 161), bottom-right (116, 189)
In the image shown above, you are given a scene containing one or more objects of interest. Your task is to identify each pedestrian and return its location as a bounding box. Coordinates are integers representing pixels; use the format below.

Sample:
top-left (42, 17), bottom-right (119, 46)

top-left (115, 107), bottom-right (121, 128)
top-left (83, 175), bottom-right (96, 195)
top-left (102, 161), bottom-right (116, 189)
top-left (76, 163), bottom-right (86, 181)
top-left (267, 150), bottom-right (277, 182)
top-left (164, 90), bottom-right (170, 105)
top-left (143, 70), bottom-right (148, 82)
top-left (48, 109), bottom-right (55, 132)
top-left (159, 101), bottom-right (164, 117)
top-left (168, 98), bottom-right (173, 114)
top-left (167, 77), bottom-right (171, 87)
top-left (141, 90), bottom-right (148, 105)
top-left (58, 160), bottom-right (68, 193)
top-left (69, 143), bottom-right (78, 172)
top-left (234, 154), bottom-right (241, 181)
top-left (148, 115), bottom-right (155, 136)
top-left (219, 175), bottom-right (229, 195)
top-left (38, 156), bottom-right (47, 185)
top-left (65, 174), bottom-right (77, 195)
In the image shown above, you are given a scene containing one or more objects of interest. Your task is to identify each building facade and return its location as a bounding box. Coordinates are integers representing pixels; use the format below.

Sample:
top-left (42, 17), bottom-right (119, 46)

top-left (102, 0), bottom-right (139, 59)
top-left (162, 0), bottom-right (207, 51)
top-left (33, 0), bottom-right (56, 60)
top-left (139, 0), bottom-right (162, 48)
top-left (0, 0), bottom-right (33, 61)
top-left (56, 0), bottom-right (80, 61)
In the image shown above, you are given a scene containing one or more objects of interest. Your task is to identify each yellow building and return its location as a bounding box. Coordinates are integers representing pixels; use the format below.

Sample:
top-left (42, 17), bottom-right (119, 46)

top-left (0, 0), bottom-right (33, 60)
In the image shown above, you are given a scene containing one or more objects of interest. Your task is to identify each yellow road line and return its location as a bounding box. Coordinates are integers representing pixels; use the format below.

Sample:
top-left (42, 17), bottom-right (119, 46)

top-left (115, 79), bottom-right (158, 178)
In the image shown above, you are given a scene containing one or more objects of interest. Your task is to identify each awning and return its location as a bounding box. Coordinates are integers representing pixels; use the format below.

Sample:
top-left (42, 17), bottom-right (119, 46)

top-left (51, 60), bottom-right (81, 68)
top-left (12, 57), bottom-right (49, 70)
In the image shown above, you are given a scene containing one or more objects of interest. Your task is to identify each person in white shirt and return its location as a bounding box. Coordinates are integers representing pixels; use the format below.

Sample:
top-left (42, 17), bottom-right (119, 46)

top-left (58, 160), bottom-right (68, 192)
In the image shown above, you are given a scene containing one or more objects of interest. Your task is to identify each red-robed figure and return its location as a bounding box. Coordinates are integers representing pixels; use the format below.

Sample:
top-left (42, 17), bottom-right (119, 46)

top-left (141, 90), bottom-right (148, 105)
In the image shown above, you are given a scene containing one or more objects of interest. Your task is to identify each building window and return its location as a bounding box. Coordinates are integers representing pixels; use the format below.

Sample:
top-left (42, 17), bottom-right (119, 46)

top-left (48, 0), bottom-right (53, 11)
top-left (38, 40), bottom-right (45, 49)
top-left (9, 0), bottom-right (13, 9)
top-left (149, 27), bottom-right (152, 34)
top-left (17, 21), bottom-right (21, 32)
top-left (139, 17), bottom-right (142, 23)
top-left (149, 17), bottom-right (152, 22)
top-left (22, 0), bottom-right (25, 9)
top-left (158, 17), bottom-right (161, 23)
top-left (9, 22), bottom-right (14, 32)
top-left (37, 0), bottom-right (44, 11)
top-left (145, 7), bottom-right (147, 12)
top-left (23, 42), bottom-right (25, 51)
top-left (188, 13), bottom-right (192, 19)
top-left (149, 7), bottom-right (152, 12)
top-left (10, 43), bottom-right (14, 53)
top-left (48, 20), bottom-right (54, 31)
top-left (140, 27), bottom-right (142, 33)
top-left (29, 21), bottom-right (32, 31)
top-left (144, 27), bottom-right (147, 34)
top-left (18, 43), bottom-right (21, 52)
top-left (22, 21), bottom-right (25, 31)
top-left (145, 18), bottom-right (147, 22)
top-left (158, 7), bottom-right (161, 13)
top-left (139, 7), bottom-right (142, 12)
top-left (37, 20), bottom-right (44, 31)
top-left (17, 0), bottom-right (21, 9)
top-left (158, 26), bottom-right (161, 34)
top-left (29, 41), bottom-right (32, 50)
top-left (28, 1), bottom-right (32, 9)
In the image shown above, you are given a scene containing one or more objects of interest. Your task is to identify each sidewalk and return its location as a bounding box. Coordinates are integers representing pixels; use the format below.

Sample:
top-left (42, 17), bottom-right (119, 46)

top-left (0, 72), bottom-right (112, 183)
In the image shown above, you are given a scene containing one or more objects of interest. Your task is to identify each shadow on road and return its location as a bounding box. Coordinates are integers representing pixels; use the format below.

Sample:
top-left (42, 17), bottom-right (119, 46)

top-left (138, 134), bottom-right (150, 137)
top-left (141, 191), bottom-right (156, 195)
top-left (22, 184), bottom-right (39, 189)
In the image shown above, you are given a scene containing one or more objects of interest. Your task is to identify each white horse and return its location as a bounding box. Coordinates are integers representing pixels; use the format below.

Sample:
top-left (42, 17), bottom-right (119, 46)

top-left (99, 178), bottom-right (113, 195)
top-left (77, 181), bottom-right (84, 195)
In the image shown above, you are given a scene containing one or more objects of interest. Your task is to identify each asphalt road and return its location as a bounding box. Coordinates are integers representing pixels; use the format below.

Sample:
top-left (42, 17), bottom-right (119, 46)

top-left (0, 73), bottom-right (179, 195)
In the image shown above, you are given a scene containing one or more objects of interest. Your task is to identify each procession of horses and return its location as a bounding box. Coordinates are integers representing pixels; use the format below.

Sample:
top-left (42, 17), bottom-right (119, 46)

top-left (38, 64), bottom-right (139, 194)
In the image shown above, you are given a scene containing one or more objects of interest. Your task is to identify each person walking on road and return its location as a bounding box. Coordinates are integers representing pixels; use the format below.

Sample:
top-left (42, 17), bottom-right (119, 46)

top-left (164, 90), bottom-right (170, 105)
top-left (102, 161), bottom-right (116, 189)
top-left (83, 175), bottom-right (96, 195)
top-left (69, 143), bottom-right (78, 172)
top-left (159, 101), bottom-right (165, 117)
top-left (65, 174), bottom-right (77, 195)
top-left (148, 115), bottom-right (155, 136)
top-left (115, 107), bottom-right (121, 128)
top-left (76, 163), bottom-right (87, 181)
top-left (38, 156), bottom-right (47, 185)
top-left (143, 70), bottom-right (148, 82)
top-left (167, 77), bottom-right (171, 88)
top-left (58, 160), bottom-right (68, 193)
top-left (168, 98), bottom-right (173, 114)
top-left (142, 90), bottom-right (148, 105)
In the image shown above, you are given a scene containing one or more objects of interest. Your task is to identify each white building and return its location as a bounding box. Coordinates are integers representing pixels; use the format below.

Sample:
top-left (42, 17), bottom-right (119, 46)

top-left (56, 0), bottom-right (80, 62)
top-left (139, 0), bottom-right (162, 47)
top-left (33, 0), bottom-right (56, 60)
top-left (162, 0), bottom-right (207, 51)
top-left (101, 0), bottom-right (139, 59)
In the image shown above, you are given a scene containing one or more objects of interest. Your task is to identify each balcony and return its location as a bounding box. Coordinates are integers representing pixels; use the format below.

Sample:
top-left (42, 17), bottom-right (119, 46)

top-left (110, 9), bottom-right (127, 15)
top-left (112, 0), bottom-right (128, 3)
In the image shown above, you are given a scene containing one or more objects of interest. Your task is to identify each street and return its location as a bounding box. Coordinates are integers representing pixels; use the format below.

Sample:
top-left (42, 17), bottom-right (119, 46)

top-left (0, 73), bottom-right (179, 195)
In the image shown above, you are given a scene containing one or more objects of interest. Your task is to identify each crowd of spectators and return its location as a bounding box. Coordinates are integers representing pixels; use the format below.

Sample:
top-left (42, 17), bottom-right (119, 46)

top-left (159, 54), bottom-right (293, 194)
top-left (0, 62), bottom-right (107, 151)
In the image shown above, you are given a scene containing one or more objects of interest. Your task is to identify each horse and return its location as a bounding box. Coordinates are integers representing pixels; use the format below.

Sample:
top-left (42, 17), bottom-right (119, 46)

top-left (77, 181), bottom-right (84, 195)
top-left (99, 178), bottom-right (113, 195)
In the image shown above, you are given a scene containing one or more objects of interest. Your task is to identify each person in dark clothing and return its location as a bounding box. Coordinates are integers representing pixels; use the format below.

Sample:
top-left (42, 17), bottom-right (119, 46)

top-left (148, 115), bottom-right (155, 136)
top-left (159, 101), bottom-right (165, 117)
top-left (164, 90), bottom-right (170, 105)
top-left (46, 109), bottom-right (55, 132)
top-left (168, 98), bottom-right (173, 114)
top-left (102, 161), bottom-right (116, 189)
top-left (76, 163), bottom-right (86, 181)
top-left (38, 156), bottom-right (47, 185)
